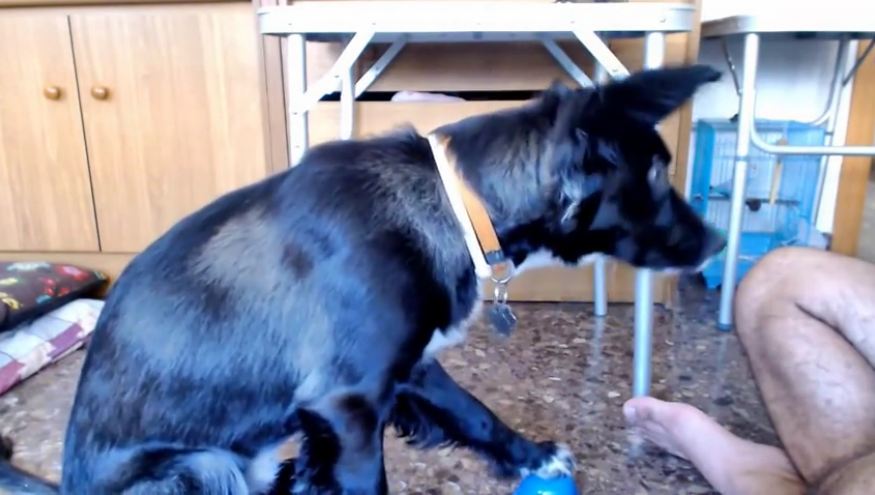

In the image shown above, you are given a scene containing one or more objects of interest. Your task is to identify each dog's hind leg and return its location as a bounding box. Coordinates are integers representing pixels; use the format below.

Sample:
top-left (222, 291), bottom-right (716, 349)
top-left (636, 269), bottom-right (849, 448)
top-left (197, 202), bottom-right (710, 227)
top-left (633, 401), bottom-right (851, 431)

top-left (265, 456), bottom-right (297, 495)
top-left (92, 447), bottom-right (250, 495)
top-left (391, 359), bottom-right (574, 480)
top-left (291, 394), bottom-right (388, 495)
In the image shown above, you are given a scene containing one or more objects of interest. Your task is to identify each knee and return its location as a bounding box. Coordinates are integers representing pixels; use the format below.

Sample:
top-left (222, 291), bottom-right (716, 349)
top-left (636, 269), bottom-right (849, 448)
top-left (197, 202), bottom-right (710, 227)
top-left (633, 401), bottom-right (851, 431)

top-left (736, 247), bottom-right (806, 304)
top-left (734, 247), bottom-right (813, 334)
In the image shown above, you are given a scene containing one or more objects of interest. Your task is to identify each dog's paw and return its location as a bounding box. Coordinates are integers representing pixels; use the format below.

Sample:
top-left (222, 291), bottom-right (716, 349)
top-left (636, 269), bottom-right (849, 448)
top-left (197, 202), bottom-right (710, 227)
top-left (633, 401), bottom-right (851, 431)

top-left (291, 481), bottom-right (342, 495)
top-left (521, 442), bottom-right (575, 478)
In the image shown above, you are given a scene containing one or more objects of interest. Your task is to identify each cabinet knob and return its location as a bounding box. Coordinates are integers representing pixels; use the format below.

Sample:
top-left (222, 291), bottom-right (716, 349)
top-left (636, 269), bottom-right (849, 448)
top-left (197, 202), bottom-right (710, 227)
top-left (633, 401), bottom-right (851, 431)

top-left (43, 86), bottom-right (62, 100)
top-left (91, 86), bottom-right (110, 100)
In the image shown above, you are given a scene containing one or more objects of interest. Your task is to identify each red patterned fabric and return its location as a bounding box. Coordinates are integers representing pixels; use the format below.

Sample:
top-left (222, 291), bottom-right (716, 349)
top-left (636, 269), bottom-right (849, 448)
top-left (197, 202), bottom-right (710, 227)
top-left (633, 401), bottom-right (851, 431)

top-left (0, 299), bottom-right (103, 396)
top-left (0, 262), bottom-right (107, 333)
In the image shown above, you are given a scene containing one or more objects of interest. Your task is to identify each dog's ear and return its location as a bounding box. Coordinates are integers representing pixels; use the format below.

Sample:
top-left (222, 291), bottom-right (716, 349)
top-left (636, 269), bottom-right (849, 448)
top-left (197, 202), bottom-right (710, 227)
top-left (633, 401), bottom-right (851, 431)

top-left (593, 65), bottom-right (721, 126)
top-left (550, 88), bottom-right (589, 142)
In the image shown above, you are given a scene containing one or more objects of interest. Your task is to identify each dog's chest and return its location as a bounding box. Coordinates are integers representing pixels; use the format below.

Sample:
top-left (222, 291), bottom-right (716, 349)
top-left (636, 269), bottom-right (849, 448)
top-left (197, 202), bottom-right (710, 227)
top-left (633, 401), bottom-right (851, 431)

top-left (423, 297), bottom-right (483, 357)
top-left (516, 249), bottom-right (601, 274)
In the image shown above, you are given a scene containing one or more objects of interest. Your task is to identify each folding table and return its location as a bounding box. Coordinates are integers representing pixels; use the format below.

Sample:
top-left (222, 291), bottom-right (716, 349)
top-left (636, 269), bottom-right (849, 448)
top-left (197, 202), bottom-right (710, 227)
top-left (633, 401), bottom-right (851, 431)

top-left (702, 12), bottom-right (875, 330)
top-left (257, 1), bottom-right (698, 396)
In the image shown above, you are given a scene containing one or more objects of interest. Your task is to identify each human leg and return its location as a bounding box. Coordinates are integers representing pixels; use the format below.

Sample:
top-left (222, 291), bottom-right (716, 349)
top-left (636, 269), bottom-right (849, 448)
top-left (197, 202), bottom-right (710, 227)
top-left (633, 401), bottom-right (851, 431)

top-left (817, 451), bottom-right (875, 495)
top-left (625, 247), bottom-right (875, 494)
top-left (733, 247), bottom-right (875, 484)
top-left (623, 396), bottom-right (804, 495)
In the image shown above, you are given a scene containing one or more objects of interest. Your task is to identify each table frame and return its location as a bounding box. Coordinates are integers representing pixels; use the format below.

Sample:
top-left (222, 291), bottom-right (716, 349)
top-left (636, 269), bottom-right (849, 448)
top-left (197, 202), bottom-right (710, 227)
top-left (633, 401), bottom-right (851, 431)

top-left (257, 1), bottom-right (698, 397)
top-left (702, 16), bottom-right (875, 330)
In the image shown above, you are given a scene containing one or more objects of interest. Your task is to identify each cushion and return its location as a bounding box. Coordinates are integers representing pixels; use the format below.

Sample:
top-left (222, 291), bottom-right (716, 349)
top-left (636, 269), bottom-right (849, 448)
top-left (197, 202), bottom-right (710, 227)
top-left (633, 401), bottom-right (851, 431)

top-left (0, 262), bottom-right (107, 332)
top-left (0, 298), bottom-right (104, 396)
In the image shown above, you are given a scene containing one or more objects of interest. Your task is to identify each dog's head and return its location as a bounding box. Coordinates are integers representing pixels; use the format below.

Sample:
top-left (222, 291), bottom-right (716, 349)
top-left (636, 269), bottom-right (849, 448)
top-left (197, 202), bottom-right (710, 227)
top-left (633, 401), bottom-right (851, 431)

top-left (544, 65), bottom-right (726, 270)
top-left (440, 65), bottom-right (725, 272)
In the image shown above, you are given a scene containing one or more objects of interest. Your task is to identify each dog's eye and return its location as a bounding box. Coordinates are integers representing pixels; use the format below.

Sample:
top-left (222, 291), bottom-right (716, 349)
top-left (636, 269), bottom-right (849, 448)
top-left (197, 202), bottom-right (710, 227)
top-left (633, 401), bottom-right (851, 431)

top-left (647, 162), bottom-right (664, 185)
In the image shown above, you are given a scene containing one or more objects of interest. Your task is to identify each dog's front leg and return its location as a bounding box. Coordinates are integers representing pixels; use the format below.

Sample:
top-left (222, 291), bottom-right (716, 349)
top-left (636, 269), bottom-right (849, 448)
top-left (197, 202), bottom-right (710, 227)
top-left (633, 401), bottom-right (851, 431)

top-left (391, 359), bottom-right (574, 479)
top-left (291, 394), bottom-right (388, 495)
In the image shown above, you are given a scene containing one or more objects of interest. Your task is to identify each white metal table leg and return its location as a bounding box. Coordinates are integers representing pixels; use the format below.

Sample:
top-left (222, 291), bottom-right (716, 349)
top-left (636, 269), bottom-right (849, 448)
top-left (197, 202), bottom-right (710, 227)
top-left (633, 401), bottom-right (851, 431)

top-left (592, 62), bottom-right (609, 318)
top-left (287, 34), bottom-right (309, 166)
top-left (717, 33), bottom-right (759, 330)
top-left (633, 268), bottom-right (654, 396)
top-left (296, 31), bottom-right (374, 113)
top-left (340, 64), bottom-right (355, 140)
top-left (354, 36), bottom-right (407, 97)
top-left (593, 258), bottom-right (608, 317)
top-left (574, 29), bottom-right (631, 78)
top-left (540, 36), bottom-right (594, 88)
top-left (632, 31), bottom-right (665, 397)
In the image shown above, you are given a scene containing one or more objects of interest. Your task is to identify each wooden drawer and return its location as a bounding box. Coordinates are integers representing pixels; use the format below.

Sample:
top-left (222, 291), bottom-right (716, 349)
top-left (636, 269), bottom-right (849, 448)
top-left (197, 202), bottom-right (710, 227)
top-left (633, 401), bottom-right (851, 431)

top-left (308, 100), bottom-right (524, 144)
top-left (302, 40), bottom-right (593, 93)
top-left (302, 31), bottom-right (688, 172)
top-left (363, 41), bottom-right (594, 92)
top-left (301, 33), bottom-right (687, 95)
top-left (309, 96), bottom-right (679, 179)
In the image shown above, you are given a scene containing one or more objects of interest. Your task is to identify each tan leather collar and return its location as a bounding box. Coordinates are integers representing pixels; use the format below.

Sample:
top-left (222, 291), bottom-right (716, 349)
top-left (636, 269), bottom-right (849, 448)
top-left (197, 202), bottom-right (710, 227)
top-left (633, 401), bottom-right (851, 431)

top-left (427, 133), bottom-right (514, 282)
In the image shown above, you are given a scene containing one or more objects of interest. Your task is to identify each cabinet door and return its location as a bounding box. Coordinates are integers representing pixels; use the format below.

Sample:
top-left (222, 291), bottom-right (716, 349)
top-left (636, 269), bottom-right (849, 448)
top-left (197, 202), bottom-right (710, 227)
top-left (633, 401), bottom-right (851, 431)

top-left (0, 14), bottom-right (99, 251)
top-left (70, 4), bottom-right (269, 252)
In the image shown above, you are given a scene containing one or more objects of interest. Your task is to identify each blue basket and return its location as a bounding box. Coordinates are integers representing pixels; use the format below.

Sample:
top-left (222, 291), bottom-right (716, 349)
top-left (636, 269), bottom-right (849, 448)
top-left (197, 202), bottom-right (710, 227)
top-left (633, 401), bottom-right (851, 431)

top-left (699, 200), bottom-right (801, 289)
top-left (691, 119), bottom-right (826, 223)
top-left (690, 119), bottom-right (827, 289)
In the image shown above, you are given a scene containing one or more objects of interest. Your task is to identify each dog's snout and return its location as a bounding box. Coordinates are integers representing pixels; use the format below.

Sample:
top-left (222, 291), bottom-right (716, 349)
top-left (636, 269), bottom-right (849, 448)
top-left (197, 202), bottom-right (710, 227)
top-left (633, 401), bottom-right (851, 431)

top-left (704, 228), bottom-right (727, 257)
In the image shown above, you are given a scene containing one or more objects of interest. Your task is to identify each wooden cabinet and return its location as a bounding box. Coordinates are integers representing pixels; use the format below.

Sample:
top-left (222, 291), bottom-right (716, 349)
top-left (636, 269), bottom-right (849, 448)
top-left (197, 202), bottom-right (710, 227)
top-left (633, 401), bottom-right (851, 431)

top-left (0, 13), bottom-right (99, 251)
top-left (0, 3), bottom-right (269, 256)
top-left (71, 4), bottom-right (268, 251)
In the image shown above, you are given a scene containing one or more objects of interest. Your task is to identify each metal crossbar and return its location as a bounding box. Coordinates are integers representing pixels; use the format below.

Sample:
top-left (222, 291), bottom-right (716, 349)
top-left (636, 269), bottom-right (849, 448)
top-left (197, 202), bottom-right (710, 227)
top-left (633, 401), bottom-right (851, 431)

top-left (702, 15), bottom-right (875, 330)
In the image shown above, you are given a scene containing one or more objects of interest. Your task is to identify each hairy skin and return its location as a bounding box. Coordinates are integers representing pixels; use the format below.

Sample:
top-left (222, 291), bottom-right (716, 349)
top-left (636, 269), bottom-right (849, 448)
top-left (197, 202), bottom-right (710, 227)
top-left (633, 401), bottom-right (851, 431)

top-left (1, 65), bottom-right (723, 494)
top-left (623, 247), bottom-right (875, 495)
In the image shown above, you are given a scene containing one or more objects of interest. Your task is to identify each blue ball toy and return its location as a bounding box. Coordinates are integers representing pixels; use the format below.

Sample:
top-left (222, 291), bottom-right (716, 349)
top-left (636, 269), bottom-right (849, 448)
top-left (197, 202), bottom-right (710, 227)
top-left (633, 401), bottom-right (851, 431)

top-left (513, 474), bottom-right (580, 495)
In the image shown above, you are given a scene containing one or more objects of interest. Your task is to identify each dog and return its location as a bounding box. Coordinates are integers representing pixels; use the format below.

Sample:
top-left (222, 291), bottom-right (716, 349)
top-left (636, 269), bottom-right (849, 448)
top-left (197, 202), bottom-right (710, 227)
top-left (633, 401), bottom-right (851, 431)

top-left (0, 64), bottom-right (724, 494)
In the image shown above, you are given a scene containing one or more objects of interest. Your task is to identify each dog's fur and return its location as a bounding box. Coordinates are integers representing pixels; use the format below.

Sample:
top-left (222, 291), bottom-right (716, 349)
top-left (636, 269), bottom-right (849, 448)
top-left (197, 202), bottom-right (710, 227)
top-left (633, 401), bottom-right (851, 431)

top-left (0, 65), bottom-right (723, 494)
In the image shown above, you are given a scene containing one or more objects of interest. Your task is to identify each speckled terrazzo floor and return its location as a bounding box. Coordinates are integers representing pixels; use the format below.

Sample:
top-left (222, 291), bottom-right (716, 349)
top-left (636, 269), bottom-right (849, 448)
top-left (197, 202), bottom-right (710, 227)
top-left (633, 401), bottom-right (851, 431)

top-left (0, 278), bottom-right (776, 494)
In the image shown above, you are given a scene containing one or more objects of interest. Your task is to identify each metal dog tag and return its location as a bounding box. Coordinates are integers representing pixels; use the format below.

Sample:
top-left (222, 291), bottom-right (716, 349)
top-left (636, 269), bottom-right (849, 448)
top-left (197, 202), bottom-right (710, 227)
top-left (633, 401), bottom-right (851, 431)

top-left (489, 303), bottom-right (517, 336)
top-left (490, 281), bottom-right (517, 336)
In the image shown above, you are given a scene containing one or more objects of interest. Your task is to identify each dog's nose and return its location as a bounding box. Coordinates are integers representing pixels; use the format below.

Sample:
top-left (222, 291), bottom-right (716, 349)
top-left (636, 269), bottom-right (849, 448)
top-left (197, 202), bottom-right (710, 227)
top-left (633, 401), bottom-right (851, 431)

top-left (704, 228), bottom-right (727, 256)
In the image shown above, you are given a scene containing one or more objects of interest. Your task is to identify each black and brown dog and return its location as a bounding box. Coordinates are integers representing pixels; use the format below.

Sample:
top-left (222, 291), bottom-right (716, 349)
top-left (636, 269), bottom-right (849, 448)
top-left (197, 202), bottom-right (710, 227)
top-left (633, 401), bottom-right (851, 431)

top-left (0, 65), bottom-right (724, 494)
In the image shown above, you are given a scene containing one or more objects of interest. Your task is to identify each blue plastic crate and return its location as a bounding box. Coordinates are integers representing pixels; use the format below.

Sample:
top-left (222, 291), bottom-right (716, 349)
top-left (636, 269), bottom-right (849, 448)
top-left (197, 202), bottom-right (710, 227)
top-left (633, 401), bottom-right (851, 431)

top-left (699, 200), bottom-right (800, 289)
top-left (690, 119), bottom-right (828, 289)
top-left (691, 119), bottom-right (826, 223)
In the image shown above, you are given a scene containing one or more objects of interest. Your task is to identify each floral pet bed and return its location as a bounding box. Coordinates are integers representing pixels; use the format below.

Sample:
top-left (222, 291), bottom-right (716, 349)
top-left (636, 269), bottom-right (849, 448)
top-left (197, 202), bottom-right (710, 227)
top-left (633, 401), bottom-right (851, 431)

top-left (0, 262), bottom-right (107, 396)
top-left (0, 261), bottom-right (107, 332)
top-left (0, 298), bottom-right (104, 396)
